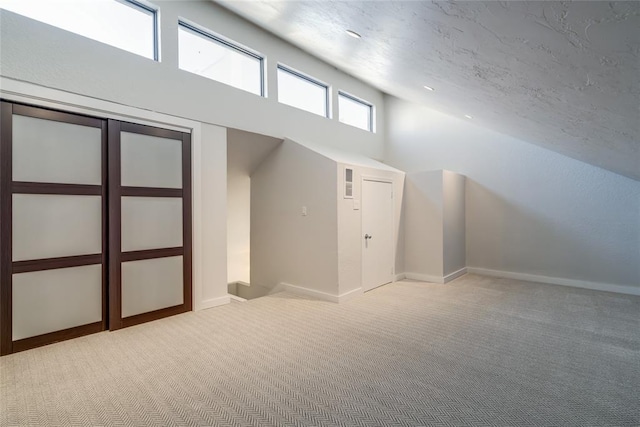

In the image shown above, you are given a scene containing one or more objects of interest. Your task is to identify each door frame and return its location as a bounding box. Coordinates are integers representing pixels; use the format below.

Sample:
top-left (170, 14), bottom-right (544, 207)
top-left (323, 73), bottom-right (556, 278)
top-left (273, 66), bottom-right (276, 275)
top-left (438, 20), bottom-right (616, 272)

top-left (360, 175), bottom-right (395, 292)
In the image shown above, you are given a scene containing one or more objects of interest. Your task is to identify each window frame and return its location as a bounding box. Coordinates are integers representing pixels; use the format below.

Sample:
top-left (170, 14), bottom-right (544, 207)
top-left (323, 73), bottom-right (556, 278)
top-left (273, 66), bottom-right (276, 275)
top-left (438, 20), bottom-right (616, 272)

top-left (178, 20), bottom-right (266, 97)
top-left (338, 90), bottom-right (374, 132)
top-left (277, 64), bottom-right (330, 118)
top-left (0, 0), bottom-right (159, 61)
top-left (125, 0), bottom-right (159, 61)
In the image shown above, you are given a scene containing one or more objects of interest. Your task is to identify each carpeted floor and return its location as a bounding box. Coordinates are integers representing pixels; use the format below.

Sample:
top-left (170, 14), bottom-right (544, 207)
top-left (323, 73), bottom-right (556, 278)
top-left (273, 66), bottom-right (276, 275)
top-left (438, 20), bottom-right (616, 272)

top-left (1, 274), bottom-right (639, 426)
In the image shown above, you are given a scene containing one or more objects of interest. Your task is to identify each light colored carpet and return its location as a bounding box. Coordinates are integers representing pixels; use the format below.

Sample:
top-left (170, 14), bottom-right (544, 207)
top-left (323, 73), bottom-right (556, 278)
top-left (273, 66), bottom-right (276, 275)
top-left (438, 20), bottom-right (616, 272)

top-left (1, 274), bottom-right (639, 426)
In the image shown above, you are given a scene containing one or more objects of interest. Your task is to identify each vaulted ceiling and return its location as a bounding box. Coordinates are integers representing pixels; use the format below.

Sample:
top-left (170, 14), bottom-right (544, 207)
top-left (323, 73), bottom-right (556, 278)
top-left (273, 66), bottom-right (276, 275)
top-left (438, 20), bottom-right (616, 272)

top-left (216, 1), bottom-right (639, 180)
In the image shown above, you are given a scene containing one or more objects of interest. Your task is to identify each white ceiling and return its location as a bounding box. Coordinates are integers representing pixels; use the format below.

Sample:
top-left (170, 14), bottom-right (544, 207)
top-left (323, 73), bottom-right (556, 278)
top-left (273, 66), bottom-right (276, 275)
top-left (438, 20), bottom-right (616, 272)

top-left (216, 1), bottom-right (640, 180)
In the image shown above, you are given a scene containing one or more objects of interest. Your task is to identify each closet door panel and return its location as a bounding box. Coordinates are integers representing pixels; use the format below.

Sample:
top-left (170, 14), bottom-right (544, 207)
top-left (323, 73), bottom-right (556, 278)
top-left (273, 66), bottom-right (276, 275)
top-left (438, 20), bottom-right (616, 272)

top-left (12, 265), bottom-right (103, 340)
top-left (121, 256), bottom-right (184, 318)
top-left (109, 120), bottom-right (191, 331)
top-left (12, 194), bottom-right (102, 261)
top-left (121, 196), bottom-right (182, 252)
top-left (121, 132), bottom-right (182, 189)
top-left (12, 114), bottom-right (102, 185)
top-left (1, 102), bottom-right (107, 355)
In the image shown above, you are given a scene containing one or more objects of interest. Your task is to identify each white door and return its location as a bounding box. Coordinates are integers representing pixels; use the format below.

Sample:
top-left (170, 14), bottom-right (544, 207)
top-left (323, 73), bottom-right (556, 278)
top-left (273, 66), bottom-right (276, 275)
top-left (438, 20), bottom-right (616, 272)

top-left (362, 179), bottom-right (394, 292)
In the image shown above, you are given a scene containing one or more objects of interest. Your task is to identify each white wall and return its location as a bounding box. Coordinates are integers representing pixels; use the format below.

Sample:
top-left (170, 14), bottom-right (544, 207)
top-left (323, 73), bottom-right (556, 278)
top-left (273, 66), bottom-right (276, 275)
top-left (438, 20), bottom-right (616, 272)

top-left (197, 123), bottom-right (229, 308)
top-left (251, 140), bottom-right (339, 295)
top-left (227, 173), bottom-right (250, 284)
top-left (403, 169), bottom-right (465, 281)
top-left (386, 96), bottom-right (640, 291)
top-left (443, 171), bottom-right (466, 276)
top-left (250, 137), bottom-right (404, 300)
top-left (226, 129), bottom-right (281, 284)
top-left (0, 1), bottom-right (384, 159)
top-left (403, 171), bottom-right (444, 278)
top-left (273, 137), bottom-right (405, 297)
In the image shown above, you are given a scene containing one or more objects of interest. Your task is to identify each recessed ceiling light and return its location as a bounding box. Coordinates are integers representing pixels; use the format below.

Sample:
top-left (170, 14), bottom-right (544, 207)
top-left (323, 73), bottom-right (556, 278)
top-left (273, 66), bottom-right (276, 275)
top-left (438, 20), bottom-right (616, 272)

top-left (423, 85), bottom-right (434, 91)
top-left (346, 30), bottom-right (361, 39)
top-left (464, 114), bottom-right (473, 119)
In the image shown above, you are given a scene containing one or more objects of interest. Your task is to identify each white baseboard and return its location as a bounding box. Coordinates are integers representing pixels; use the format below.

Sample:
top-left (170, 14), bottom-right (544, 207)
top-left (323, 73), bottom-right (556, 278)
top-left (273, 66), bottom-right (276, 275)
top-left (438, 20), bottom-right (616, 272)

top-left (402, 268), bottom-right (468, 284)
top-left (404, 272), bottom-right (445, 284)
top-left (467, 267), bottom-right (640, 296)
top-left (233, 281), bottom-right (250, 287)
top-left (337, 287), bottom-right (363, 303)
top-left (197, 295), bottom-right (231, 311)
top-left (277, 282), bottom-right (340, 303)
top-left (444, 267), bottom-right (467, 283)
top-left (394, 273), bottom-right (407, 281)
top-left (277, 282), bottom-right (362, 303)
top-left (228, 294), bottom-right (247, 303)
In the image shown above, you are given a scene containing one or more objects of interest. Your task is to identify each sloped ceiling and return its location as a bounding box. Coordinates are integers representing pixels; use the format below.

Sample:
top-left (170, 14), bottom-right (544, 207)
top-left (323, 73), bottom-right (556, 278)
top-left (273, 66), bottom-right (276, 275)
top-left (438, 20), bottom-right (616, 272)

top-left (216, 1), bottom-right (640, 180)
top-left (227, 128), bottom-right (282, 175)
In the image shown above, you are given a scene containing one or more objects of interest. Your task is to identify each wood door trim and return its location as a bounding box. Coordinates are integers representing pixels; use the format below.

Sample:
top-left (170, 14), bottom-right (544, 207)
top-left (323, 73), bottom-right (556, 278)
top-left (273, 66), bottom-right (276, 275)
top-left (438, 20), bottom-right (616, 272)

top-left (12, 254), bottom-right (103, 274)
top-left (182, 132), bottom-right (193, 312)
top-left (101, 120), bottom-right (108, 333)
top-left (12, 321), bottom-right (104, 354)
top-left (0, 102), bottom-right (13, 356)
top-left (120, 121), bottom-right (185, 141)
top-left (13, 182), bottom-right (102, 196)
top-left (121, 247), bottom-right (183, 263)
top-left (121, 186), bottom-right (182, 198)
top-left (12, 104), bottom-right (103, 129)
top-left (108, 119), bottom-right (123, 331)
top-left (121, 304), bottom-right (188, 329)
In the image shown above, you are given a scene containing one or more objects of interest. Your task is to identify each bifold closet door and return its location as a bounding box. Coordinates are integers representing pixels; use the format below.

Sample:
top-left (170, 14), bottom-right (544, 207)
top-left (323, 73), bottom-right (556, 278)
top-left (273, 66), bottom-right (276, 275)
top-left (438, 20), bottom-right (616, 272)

top-left (108, 121), bottom-right (191, 330)
top-left (0, 103), bottom-right (107, 355)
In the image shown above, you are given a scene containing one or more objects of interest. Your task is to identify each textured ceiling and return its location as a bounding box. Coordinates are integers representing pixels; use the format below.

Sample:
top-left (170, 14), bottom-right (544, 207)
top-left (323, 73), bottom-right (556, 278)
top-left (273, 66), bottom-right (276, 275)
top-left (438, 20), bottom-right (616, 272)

top-left (216, 1), bottom-right (640, 180)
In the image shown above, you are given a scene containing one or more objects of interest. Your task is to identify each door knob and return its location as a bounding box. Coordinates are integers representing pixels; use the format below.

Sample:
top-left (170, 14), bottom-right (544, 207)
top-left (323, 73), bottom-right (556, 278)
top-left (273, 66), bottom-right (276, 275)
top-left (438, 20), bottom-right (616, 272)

top-left (364, 234), bottom-right (372, 240)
